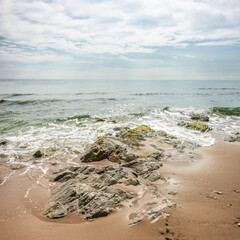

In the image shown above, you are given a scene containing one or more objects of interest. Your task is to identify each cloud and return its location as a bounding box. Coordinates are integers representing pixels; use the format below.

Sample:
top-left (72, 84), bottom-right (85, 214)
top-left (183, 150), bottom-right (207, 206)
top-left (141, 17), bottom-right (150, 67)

top-left (0, 0), bottom-right (240, 79)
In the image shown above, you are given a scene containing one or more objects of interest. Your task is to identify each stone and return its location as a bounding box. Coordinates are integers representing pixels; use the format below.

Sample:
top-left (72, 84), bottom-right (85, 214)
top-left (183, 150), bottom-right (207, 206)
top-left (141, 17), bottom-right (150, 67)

top-left (34, 150), bottom-right (43, 158)
top-left (213, 190), bottom-right (223, 195)
top-left (191, 114), bottom-right (209, 122)
top-left (123, 157), bottom-right (163, 180)
top-left (81, 137), bottom-right (138, 163)
top-left (129, 213), bottom-right (145, 225)
top-left (168, 191), bottom-right (177, 195)
top-left (81, 138), bottom-right (115, 162)
top-left (0, 140), bottom-right (8, 145)
top-left (124, 178), bottom-right (140, 186)
top-left (147, 171), bottom-right (162, 182)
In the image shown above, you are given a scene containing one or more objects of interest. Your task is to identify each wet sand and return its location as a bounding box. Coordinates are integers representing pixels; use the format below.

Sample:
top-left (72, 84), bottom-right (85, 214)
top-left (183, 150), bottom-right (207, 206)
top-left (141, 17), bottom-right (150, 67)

top-left (0, 141), bottom-right (240, 240)
top-left (163, 141), bottom-right (240, 239)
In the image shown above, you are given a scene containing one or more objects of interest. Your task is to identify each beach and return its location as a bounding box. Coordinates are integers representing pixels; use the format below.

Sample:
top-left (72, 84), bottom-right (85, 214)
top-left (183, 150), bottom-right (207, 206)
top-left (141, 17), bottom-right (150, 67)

top-left (0, 80), bottom-right (240, 239)
top-left (0, 139), bottom-right (239, 240)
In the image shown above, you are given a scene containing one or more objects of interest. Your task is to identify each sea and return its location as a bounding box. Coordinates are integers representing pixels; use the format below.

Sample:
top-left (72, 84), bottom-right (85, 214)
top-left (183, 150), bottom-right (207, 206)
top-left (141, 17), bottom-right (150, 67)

top-left (0, 79), bottom-right (239, 178)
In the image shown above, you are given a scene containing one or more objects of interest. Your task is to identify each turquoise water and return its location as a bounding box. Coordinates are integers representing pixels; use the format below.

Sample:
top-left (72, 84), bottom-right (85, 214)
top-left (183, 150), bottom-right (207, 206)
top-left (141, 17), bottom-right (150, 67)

top-left (0, 80), bottom-right (239, 170)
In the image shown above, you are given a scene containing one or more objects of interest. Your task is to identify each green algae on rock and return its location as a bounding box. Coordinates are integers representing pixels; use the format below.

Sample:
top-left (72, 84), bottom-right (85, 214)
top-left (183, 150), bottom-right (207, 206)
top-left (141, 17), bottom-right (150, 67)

top-left (178, 121), bottom-right (212, 132)
top-left (120, 125), bottom-right (154, 140)
top-left (95, 117), bottom-right (106, 122)
top-left (67, 114), bottom-right (91, 120)
top-left (213, 107), bottom-right (240, 116)
top-left (186, 122), bottom-right (212, 132)
top-left (130, 113), bottom-right (145, 117)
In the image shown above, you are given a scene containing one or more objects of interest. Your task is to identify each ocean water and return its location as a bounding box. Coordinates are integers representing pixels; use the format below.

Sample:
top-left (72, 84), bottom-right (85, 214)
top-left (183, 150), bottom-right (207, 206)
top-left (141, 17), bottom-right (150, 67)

top-left (0, 80), bottom-right (239, 174)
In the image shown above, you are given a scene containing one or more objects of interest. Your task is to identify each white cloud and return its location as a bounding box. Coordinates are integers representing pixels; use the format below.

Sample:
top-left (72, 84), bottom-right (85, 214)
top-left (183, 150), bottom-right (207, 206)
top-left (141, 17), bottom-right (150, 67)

top-left (0, 0), bottom-right (240, 59)
top-left (0, 0), bottom-right (240, 80)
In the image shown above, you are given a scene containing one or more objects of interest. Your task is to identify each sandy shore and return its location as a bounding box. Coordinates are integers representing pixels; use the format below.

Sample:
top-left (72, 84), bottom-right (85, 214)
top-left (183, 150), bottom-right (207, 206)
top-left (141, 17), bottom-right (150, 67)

top-left (0, 141), bottom-right (240, 240)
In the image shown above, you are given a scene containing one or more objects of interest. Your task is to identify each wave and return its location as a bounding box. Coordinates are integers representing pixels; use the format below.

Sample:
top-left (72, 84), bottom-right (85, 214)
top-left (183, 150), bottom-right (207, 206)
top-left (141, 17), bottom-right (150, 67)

top-left (1, 99), bottom-right (62, 106)
top-left (75, 92), bottom-right (113, 95)
top-left (198, 88), bottom-right (239, 90)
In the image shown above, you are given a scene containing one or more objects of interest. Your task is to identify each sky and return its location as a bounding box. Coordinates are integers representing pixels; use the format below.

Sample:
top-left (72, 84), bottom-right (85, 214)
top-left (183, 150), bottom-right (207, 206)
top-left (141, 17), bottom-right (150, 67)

top-left (0, 0), bottom-right (240, 80)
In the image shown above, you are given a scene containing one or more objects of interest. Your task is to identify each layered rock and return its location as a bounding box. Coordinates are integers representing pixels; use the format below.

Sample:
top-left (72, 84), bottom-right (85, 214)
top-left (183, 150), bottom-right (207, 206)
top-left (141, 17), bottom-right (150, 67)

top-left (81, 137), bottom-right (138, 163)
top-left (43, 165), bottom-right (137, 219)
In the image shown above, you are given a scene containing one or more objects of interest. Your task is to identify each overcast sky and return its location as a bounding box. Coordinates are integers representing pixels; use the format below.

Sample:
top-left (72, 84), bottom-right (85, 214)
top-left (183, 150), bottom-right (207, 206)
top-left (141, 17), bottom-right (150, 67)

top-left (0, 0), bottom-right (240, 80)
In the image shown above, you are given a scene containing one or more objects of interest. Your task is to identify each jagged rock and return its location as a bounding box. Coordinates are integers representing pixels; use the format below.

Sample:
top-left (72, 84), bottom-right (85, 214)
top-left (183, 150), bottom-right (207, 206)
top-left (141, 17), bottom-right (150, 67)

top-left (81, 137), bottom-right (138, 163)
top-left (147, 171), bottom-right (162, 182)
top-left (34, 150), bottom-right (43, 158)
top-left (52, 170), bottom-right (77, 182)
top-left (191, 114), bottom-right (209, 122)
top-left (81, 138), bottom-right (116, 162)
top-left (123, 157), bottom-right (163, 180)
top-left (124, 178), bottom-right (140, 186)
top-left (43, 165), bottom-right (135, 220)
top-left (173, 140), bottom-right (200, 150)
top-left (108, 145), bottom-right (138, 163)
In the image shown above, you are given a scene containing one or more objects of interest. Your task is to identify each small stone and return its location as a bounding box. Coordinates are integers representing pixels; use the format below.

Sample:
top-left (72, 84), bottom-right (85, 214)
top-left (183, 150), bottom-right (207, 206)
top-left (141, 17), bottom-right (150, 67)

top-left (234, 189), bottom-right (239, 193)
top-left (0, 140), bottom-right (8, 145)
top-left (213, 191), bottom-right (223, 195)
top-left (238, 223), bottom-right (240, 227)
top-left (34, 150), bottom-right (43, 158)
top-left (168, 191), bottom-right (177, 196)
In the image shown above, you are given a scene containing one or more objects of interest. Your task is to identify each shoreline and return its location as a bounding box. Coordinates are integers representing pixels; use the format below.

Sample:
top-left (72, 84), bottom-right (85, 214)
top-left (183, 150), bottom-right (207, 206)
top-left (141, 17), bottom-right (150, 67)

top-left (0, 141), bottom-right (239, 239)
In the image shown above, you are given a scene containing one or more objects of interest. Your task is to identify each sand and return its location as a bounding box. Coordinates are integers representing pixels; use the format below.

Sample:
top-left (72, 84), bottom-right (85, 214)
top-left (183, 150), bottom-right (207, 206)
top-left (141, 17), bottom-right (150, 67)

top-left (0, 141), bottom-right (240, 240)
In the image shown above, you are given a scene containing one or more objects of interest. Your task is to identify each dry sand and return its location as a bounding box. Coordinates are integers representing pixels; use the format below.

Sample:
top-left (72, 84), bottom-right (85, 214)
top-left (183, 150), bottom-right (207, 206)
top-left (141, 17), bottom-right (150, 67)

top-left (0, 141), bottom-right (240, 240)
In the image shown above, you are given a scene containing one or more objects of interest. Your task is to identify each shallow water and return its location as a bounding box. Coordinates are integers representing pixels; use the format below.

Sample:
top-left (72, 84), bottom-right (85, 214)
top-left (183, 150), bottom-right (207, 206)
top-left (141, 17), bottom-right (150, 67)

top-left (0, 80), bottom-right (239, 179)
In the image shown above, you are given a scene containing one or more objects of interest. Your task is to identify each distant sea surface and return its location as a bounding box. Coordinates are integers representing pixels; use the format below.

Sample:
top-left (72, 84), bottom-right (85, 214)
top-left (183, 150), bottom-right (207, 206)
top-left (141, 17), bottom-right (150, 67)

top-left (0, 80), bottom-right (239, 171)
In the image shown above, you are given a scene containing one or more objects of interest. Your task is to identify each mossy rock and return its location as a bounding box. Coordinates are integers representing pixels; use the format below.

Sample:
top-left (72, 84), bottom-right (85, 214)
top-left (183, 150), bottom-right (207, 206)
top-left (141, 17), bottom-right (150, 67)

top-left (68, 115), bottom-right (91, 120)
top-left (95, 136), bottom-right (105, 144)
top-left (212, 107), bottom-right (240, 116)
top-left (109, 120), bottom-right (117, 124)
top-left (95, 118), bottom-right (106, 122)
top-left (120, 125), bottom-right (154, 140)
top-left (163, 107), bottom-right (169, 111)
top-left (130, 113), bottom-right (145, 117)
top-left (186, 122), bottom-right (212, 132)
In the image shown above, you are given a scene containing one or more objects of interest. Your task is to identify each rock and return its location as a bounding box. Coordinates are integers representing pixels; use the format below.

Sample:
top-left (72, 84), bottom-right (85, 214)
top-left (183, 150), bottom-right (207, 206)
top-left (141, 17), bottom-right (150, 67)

top-left (81, 137), bottom-right (138, 163)
top-left (52, 170), bottom-right (77, 182)
top-left (204, 194), bottom-right (217, 200)
top-left (34, 150), bottom-right (43, 158)
top-left (168, 191), bottom-right (177, 195)
top-left (147, 171), bottom-right (162, 182)
top-left (124, 178), bottom-right (140, 186)
top-left (173, 140), bottom-right (200, 150)
top-left (108, 145), bottom-right (138, 163)
top-left (10, 164), bottom-right (26, 170)
top-left (0, 140), bottom-right (8, 146)
top-left (178, 121), bottom-right (212, 132)
top-left (129, 213), bottom-right (145, 225)
top-left (191, 114), bottom-right (209, 122)
top-left (81, 137), bottom-right (115, 162)
top-left (43, 165), bottom-right (134, 220)
top-left (118, 125), bottom-right (155, 141)
top-left (213, 190), bottom-right (223, 195)
top-left (234, 189), bottom-right (239, 193)
top-left (123, 157), bottom-right (163, 180)
top-left (238, 223), bottom-right (240, 227)
top-left (227, 135), bottom-right (240, 143)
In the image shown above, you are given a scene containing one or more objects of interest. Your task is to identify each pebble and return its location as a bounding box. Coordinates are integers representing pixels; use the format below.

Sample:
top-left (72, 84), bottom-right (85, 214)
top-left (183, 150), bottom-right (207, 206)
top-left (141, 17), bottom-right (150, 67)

top-left (213, 191), bottom-right (223, 195)
top-left (238, 223), bottom-right (240, 227)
